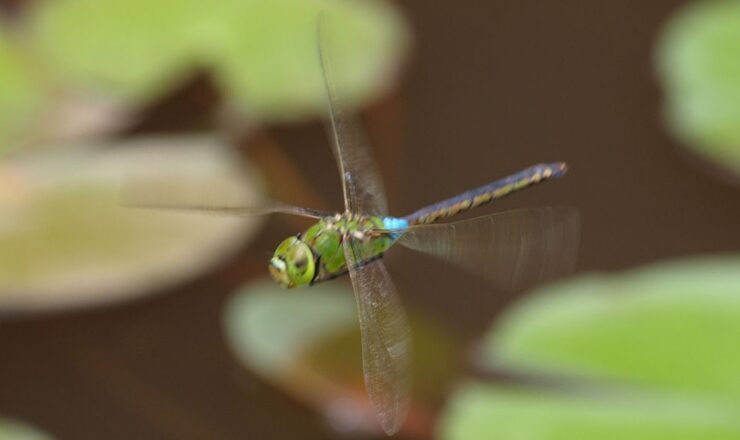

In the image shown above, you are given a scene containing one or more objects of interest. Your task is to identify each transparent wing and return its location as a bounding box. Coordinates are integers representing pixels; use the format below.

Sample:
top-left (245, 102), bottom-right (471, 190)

top-left (120, 176), bottom-right (330, 219)
top-left (318, 15), bottom-right (388, 216)
top-left (123, 200), bottom-right (330, 219)
top-left (343, 236), bottom-right (411, 435)
top-left (396, 207), bottom-right (580, 290)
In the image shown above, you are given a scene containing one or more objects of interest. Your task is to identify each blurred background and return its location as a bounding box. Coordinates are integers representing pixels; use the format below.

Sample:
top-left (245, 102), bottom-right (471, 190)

top-left (1, 0), bottom-right (740, 439)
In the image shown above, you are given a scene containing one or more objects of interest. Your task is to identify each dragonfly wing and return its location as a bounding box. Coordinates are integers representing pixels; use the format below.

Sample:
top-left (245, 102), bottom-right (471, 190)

top-left (397, 207), bottom-right (580, 290)
top-left (124, 200), bottom-right (330, 219)
top-left (121, 177), bottom-right (331, 218)
top-left (318, 15), bottom-right (388, 216)
top-left (343, 236), bottom-right (411, 435)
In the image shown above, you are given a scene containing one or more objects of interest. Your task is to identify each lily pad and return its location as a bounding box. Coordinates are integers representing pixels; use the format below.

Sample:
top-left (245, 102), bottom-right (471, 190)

top-left (0, 36), bottom-right (44, 154)
top-left (0, 418), bottom-right (52, 440)
top-left (486, 256), bottom-right (740, 397)
top-left (656, 1), bottom-right (740, 173)
top-left (29, 0), bottom-right (409, 121)
top-left (29, 0), bottom-right (217, 103)
top-left (213, 0), bottom-right (409, 121)
top-left (224, 280), bottom-right (357, 377)
top-left (441, 384), bottom-right (740, 440)
top-left (224, 279), bottom-right (459, 435)
top-left (440, 256), bottom-right (740, 439)
top-left (0, 135), bottom-right (264, 313)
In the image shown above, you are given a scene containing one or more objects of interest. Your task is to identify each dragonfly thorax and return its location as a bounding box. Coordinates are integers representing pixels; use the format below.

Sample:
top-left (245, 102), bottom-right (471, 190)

top-left (268, 213), bottom-right (399, 288)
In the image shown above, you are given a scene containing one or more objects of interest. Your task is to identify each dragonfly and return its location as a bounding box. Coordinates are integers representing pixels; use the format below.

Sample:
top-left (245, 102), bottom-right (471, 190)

top-left (127, 17), bottom-right (579, 436)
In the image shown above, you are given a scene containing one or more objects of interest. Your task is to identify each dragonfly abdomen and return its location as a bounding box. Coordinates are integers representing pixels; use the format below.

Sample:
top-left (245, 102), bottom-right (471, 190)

top-left (403, 162), bottom-right (568, 225)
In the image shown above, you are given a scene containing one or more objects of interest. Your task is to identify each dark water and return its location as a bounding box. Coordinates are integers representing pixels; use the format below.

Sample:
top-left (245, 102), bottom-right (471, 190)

top-left (2, 1), bottom-right (740, 439)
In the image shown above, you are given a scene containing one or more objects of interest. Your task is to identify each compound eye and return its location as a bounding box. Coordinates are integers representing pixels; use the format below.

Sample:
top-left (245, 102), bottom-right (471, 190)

top-left (291, 245), bottom-right (312, 271)
top-left (286, 243), bottom-right (315, 287)
top-left (294, 256), bottom-right (308, 270)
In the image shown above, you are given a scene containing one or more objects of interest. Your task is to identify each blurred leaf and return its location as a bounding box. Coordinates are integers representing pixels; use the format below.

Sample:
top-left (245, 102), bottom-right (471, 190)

top-left (656, 0), bottom-right (740, 172)
top-left (224, 279), bottom-right (357, 375)
top-left (0, 418), bottom-right (52, 440)
top-left (213, 0), bottom-right (409, 121)
top-left (224, 279), bottom-right (458, 435)
top-left (486, 256), bottom-right (740, 399)
top-left (0, 135), bottom-right (264, 313)
top-left (302, 297), bottom-right (459, 405)
top-left (29, 0), bottom-right (408, 121)
top-left (21, 91), bottom-right (134, 149)
top-left (30, 0), bottom-right (215, 103)
top-left (440, 384), bottom-right (740, 440)
top-left (439, 256), bottom-right (740, 439)
top-left (0, 35), bottom-right (44, 154)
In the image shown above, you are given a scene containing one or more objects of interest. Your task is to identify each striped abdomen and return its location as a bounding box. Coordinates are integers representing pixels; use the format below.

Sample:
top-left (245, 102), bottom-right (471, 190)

top-left (403, 162), bottom-right (568, 225)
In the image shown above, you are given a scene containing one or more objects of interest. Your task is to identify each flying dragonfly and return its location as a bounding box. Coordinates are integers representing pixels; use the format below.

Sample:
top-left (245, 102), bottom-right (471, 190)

top-left (127, 17), bottom-right (579, 436)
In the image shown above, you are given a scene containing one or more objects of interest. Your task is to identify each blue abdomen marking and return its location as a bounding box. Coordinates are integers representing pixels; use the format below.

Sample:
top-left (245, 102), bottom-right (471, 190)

top-left (383, 217), bottom-right (409, 239)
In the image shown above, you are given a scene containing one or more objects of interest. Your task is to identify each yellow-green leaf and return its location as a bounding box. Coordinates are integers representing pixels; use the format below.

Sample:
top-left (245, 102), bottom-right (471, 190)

top-left (656, 0), bottom-right (740, 172)
top-left (0, 418), bottom-right (52, 440)
top-left (0, 36), bottom-right (44, 154)
top-left (213, 0), bottom-right (408, 121)
top-left (224, 279), bottom-right (458, 434)
top-left (29, 0), bottom-right (409, 121)
top-left (0, 135), bottom-right (264, 312)
top-left (486, 257), bottom-right (740, 399)
top-left (440, 384), bottom-right (740, 440)
top-left (439, 256), bottom-right (740, 440)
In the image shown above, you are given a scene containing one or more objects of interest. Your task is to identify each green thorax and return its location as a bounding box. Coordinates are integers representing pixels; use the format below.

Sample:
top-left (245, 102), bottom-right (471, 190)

top-left (302, 213), bottom-right (394, 283)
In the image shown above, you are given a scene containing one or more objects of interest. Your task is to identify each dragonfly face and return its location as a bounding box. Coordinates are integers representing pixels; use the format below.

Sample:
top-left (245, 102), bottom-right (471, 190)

top-left (269, 236), bottom-right (316, 288)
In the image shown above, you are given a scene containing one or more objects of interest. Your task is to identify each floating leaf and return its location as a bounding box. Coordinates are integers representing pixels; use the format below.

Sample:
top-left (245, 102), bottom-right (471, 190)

top-left (29, 0), bottom-right (217, 103)
top-left (224, 279), bottom-right (357, 376)
top-left (656, 0), bottom-right (740, 173)
top-left (0, 135), bottom-right (264, 313)
top-left (20, 91), bottom-right (134, 149)
top-left (29, 0), bottom-right (409, 120)
top-left (440, 384), bottom-right (740, 440)
top-left (213, 0), bottom-right (409, 121)
top-left (439, 256), bottom-right (740, 439)
top-left (0, 418), bottom-right (52, 440)
top-left (486, 256), bottom-right (740, 398)
top-left (0, 36), bottom-right (44, 154)
top-left (224, 279), bottom-right (458, 436)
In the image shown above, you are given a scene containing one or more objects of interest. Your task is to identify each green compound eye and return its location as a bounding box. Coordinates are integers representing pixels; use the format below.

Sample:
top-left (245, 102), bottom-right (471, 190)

top-left (294, 256), bottom-right (308, 269)
top-left (269, 236), bottom-right (315, 288)
top-left (287, 243), bottom-right (315, 286)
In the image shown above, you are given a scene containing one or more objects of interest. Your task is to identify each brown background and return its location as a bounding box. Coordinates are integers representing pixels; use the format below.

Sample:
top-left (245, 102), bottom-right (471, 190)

top-left (2, 0), bottom-right (739, 439)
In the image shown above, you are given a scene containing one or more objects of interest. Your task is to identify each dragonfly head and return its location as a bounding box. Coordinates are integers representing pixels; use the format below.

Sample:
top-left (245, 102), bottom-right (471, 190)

top-left (269, 236), bottom-right (316, 288)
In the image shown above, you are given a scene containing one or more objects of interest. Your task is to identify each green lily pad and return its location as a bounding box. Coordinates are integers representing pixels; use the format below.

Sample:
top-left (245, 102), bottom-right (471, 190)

top-left (213, 0), bottom-right (409, 121)
top-left (29, 0), bottom-right (216, 102)
top-left (0, 135), bottom-right (264, 313)
top-left (224, 279), bottom-right (357, 376)
top-left (29, 0), bottom-right (408, 120)
top-left (440, 256), bottom-right (740, 439)
top-left (656, 1), bottom-right (740, 172)
top-left (0, 418), bottom-right (52, 440)
top-left (224, 279), bottom-right (459, 435)
top-left (0, 36), bottom-right (44, 154)
top-left (486, 256), bottom-right (740, 398)
top-left (441, 384), bottom-right (740, 440)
